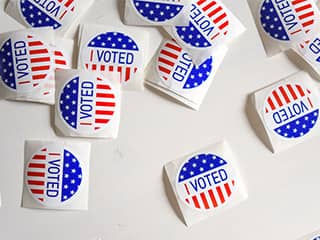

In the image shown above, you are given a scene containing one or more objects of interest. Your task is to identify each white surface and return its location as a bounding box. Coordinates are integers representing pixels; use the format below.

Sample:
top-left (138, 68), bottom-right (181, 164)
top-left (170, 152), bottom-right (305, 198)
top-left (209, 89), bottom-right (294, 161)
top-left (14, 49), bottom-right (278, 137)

top-left (0, 1), bottom-right (319, 240)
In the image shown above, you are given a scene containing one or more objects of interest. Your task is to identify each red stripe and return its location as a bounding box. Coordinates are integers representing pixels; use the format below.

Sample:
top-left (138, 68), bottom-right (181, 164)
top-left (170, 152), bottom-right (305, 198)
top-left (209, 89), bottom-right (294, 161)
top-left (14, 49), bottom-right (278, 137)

top-left (31, 189), bottom-right (44, 194)
top-left (202, 1), bottom-right (216, 11)
top-left (28, 163), bottom-right (45, 169)
top-left (208, 189), bottom-right (218, 207)
top-left (55, 60), bottom-right (67, 65)
top-left (184, 184), bottom-right (190, 195)
top-left (95, 110), bottom-right (114, 115)
top-left (160, 50), bottom-right (179, 59)
top-left (298, 11), bottom-right (314, 21)
top-left (30, 49), bottom-right (48, 54)
top-left (159, 57), bottom-right (175, 67)
top-left (32, 74), bottom-right (47, 80)
top-left (31, 66), bottom-right (50, 71)
top-left (49, 153), bottom-right (60, 156)
top-left (100, 65), bottom-right (105, 71)
top-left (213, 13), bottom-right (227, 24)
top-left (308, 97), bottom-right (314, 108)
top-left (224, 183), bottom-right (232, 197)
top-left (96, 93), bottom-right (115, 98)
top-left (272, 90), bottom-right (283, 107)
top-left (59, 10), bottom-right (67, 20)
top-left (185, 198), bottom-right (190, 203)
top-left (90, 49), bottom-right (93, 62)
top-left (28, 180), bottom-right (45, 186)
top-left (290, 29), bottom-right (302, 35)
top-left (159, 66), bottom-right (171, 74)
top-left (208, 6), bottom-right (222, 17)
top-left (54, 51), bottom-right (63, 56)
top-left (18, 81), bottom-right (31, 85)
top-left (200, 192), bottom-right (210, 209)
top-left (80, 122), bottom-right (92, 125)
top-left (192, 196), bottom-right (201, 208)
top-left (295, 4), bottom-right (312, 12)
top-left (302, 20), bottom-right (314, 28)
top-left (296, 85), bottom-right (305, 97)
top-left (64, 0), bottom-right (74, 7)
top-left (218, 21), bottom-right (229, 30)
top-left (28, 41), bottom-right (43, 47)
top-left (95, 119), bottom-right (110, 124)
top-left (211, 32), bottom-right (220, 40)
top-left (33, 155), bottom-right (46, 160)
top-left (97, 84), bottom-right (111, 90)
top-left (27, 172), bottom-right (45, 177)
top-left (92, 64), bottom-right (97, 70)
top-left (30, 57), bottom-right (50, 63)
top-left (279, 86), bottom-right (290, 104)
top-left (292, 0), bottom-right (307, 5)
top-left (197, 0), bottom-right (206, 5)
top-left (109, 66), bottom-right (114, 71)
top-left (267, 97), bottom-right (276, 110)
top-left (38, 198), bottom-right (44, 202)
top-left (216, 186), bottom-right (225, 203)
top-left (287, 84), bottom-right (298, 100)
top-left (96, 101), bottom-right (115, 107)
top-left (125, 67), bottom-right (131, 82)
top-left (165, 42), bottom-right (182, 52)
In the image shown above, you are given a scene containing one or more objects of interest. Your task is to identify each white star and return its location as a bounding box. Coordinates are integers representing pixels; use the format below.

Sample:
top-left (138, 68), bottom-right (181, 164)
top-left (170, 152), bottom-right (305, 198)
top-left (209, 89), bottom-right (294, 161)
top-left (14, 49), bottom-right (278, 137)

top-left (296, 120), bottom-right (300, 125)
top-left (183, 167), bottom-right (187, 171)
top-left (192, 163), bottom-right (197, 167)
top-left (200, 167), bottom-right (204, 172)
top-left (190, 171), bottom-right (194, 176)
top-left (66, 152), bottom-right (70, 157)
top-left (71, 179), bottom-right (75, 184)
top-left (72, 169), bottom-right (76, 173)
top-left (65, 163), bottom-right (70, 168)
top-left (180, 175), bottom-right (184, 179)
top-left (64, 185), bottom-right (68, 189)
top-left (65, 174), bottom-right (69, 178)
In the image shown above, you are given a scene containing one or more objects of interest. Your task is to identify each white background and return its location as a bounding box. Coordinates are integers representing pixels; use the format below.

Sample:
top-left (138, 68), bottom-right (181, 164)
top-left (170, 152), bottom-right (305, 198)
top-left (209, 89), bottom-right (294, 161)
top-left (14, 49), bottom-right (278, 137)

top-left (0, 0), bottom-right (319, 240)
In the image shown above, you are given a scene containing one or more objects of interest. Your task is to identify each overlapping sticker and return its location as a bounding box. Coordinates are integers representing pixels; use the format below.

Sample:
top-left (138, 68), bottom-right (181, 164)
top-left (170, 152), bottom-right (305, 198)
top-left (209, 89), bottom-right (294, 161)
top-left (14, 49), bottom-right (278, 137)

top-left (81, 32), bottom-right (141, 83)
top-left (157, 39), bottom-right (213, 90)
top-left (25, 143), bottom-right (83, 207)
top-left (263, 83), bottom-right (320, 139)
top-left (132, 0), bottom-right (185, 23)
top-left (58, 74), bottom-right (118, 134)
top-left (259, 0), bottom-right (318, 43)
top-left (176, 153), bottom-right (235, 211)
top-left (173, 0), bottom-right (230, 49)
top-left (0, 33), bottom-right (53, 93)
top-left (18, 0), bottom-right (76, 30)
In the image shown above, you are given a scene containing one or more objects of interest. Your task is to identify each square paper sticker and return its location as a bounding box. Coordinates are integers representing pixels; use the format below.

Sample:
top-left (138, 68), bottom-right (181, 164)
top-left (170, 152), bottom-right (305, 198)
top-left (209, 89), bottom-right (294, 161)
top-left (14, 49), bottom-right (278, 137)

top-left (22, 140), bottom-right (91, 210)
top-left (124, 0), bottom-right (191, 26)
top-left (55, 69), bottom-right (121, 139)
top-left (146, 38), bottom-right (227, 110)
top-left (251, 71), bottom-right (320, 153)
top-left (164, 0), bottom-right (245, 65)
top-left (165, 141), bottom-right (247, 227)
top-left (0, 28), bottom-right (56, 104)
top-left (5, 0), bottom-right (94, 36)
top-left (77, 24), bottom-right (149, 91)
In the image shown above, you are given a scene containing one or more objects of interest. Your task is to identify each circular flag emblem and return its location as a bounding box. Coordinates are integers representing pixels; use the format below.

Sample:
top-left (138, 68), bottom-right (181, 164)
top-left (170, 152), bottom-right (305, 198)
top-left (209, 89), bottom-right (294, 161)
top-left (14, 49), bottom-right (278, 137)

top-left (0, 33), bottom-right (52, 93)
top-left (25, 144), bottom-right (82, 207)
top-left (58, 75), bottom-right (117, 134)
top-left (157, 39), bottom-right (213, 90)
top-left (81, 32), bottom-right (141, 83)
top-left (173, 0), bottom-right (230, 49)
top-left (132, 0), bottom-right (184, 23)
top-left (263, 83), bottom-right (320, 139)
top-left (176, 153), bottom-right (235, 211)
top-left (19, 0), bottom-right (76, 30)
top-left (259, 0), bottom-right (317, 42)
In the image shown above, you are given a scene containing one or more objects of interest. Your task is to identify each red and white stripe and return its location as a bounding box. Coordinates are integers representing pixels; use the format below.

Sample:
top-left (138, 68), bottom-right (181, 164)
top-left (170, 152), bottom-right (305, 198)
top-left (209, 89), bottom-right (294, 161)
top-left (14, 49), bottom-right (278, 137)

top-left (265, 84), bottom-right (313, 113)
top-left (57, 0), bottom-right (75, 20)
top-left (184, 180), bottom-right (235, 210)
top-left (19, 35), bottom-right (52, 88)
top-left (54, 50), bottom-right (68, 69)
top-left (196, 0), bottom-right (229, 38)
top-left (79, 77), bottom-right (116, 131)
top-left (26, 148), bottom-right (61, 202)
top-left (291, 0), bottom-right (315, 35)
top-left (157, 40), bottom-right (182, 81)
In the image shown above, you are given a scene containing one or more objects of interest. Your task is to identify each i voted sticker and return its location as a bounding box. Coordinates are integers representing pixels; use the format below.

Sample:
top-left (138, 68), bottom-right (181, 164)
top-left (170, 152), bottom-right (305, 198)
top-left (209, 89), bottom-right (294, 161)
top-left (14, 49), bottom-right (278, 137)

top-left (157, 39), bottom-right (213, 89)
top-left (25, 144), bottom-right (83, 207)
top-left (18, 0), bottom-right (76, 30)
top-left (298, 36), bottom-right (320, 67)
top-left (0, 33), bottom-right (52, 93)
top-left (132, 0), bottom-right (184, 23)
top-left (58, 75), bottom-right (117, 134)
top-left (81, 32), bottom-right (141, 83)
top-left (176, 153), bottom-right (235, 211)
top-left (264, 83), bottom-right (320, 139)
top-left (173, 0), bottom-right (230, 48)
top-left (260, 0), bottom-right (317, 42)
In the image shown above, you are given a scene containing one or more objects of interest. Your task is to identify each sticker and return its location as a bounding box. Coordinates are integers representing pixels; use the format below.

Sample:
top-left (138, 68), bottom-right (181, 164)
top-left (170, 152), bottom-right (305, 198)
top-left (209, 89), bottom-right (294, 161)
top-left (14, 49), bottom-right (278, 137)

top-left (54, 49), bottom-right (69, 69)
top-left (19, 0), bottom-right (76, 30)
top-left (312, 237), bottom-right (320, 240)
top-left (259, 0), bottom-right (317, 42)
top-left (132, 0), bottom-right (184, 23)
top-left (263, 83), bottom-right (320, 139)
top-left (157, 39), bottom-right (213, 89)
top-left (298, 35), bottom-right (320, 67)
top-left (176, 153), bottom-right (235, 211)
top-left (173, 0), bottom-right (230, 48)
top-left (25, 144), bottom-right (83, 207)
top-left (81, 32), bottom-right (140, 83)
top-left (58, 75), bottom-right (117, 134)
top-left (0, 34), bottom-right (52, 93)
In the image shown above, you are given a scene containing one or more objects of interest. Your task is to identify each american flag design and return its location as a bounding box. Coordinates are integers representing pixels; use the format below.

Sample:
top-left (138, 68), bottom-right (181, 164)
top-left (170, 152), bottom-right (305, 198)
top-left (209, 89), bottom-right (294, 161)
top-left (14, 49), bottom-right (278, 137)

top-left (0, 34), bottom-right (52, 93)
top-left (19, 0), bottom-right (76, 30)
top-left (260, 0), bottom-right (316, 42)
top-left (59, 75), bottom-right (117, 133)
top-left (174, 0), bottom-right (230, 48)
top-left (264, 83), bottom-right (319, 139)
top-left (82, 32), bottom-right (140, 84)
top-left (157, 39), bottom-right (213, 89)
top-left (298, 36), bottom-right (320, 66)
top-left (176, 153), bottom-right (235, 211)
top-left (133, 0), bottom-right (184, 23)
top-left (25, 144), bottom-right (82, 207)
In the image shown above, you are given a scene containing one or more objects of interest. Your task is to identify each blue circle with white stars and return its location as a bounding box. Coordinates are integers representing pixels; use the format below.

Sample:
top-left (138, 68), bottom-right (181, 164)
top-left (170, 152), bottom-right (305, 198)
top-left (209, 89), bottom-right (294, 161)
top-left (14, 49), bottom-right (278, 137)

top-left (132, 0), bottom-right (184, 23)
top-left (0, 39), bottom-right (17, 90)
